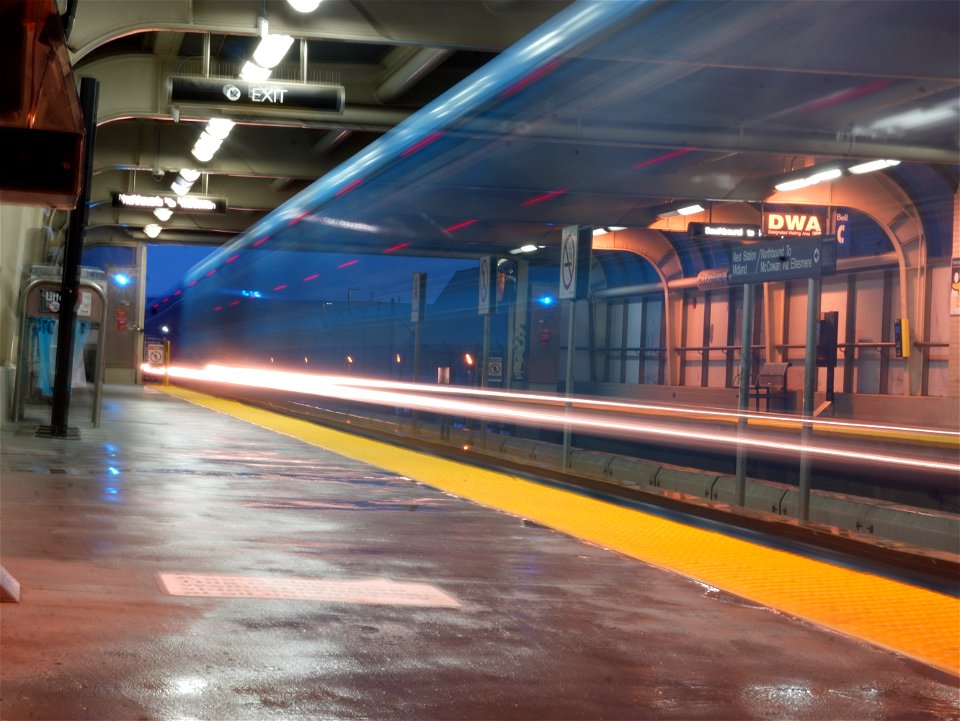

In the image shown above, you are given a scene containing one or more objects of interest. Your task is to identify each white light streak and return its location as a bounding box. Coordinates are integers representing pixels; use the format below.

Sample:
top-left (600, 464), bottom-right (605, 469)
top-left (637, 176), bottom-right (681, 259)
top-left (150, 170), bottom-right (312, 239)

top-left (145, 364), bottom-right (960, 474)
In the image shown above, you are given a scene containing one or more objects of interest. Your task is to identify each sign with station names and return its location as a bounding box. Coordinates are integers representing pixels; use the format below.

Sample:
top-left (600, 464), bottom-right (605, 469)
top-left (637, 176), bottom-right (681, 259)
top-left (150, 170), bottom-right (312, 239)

top-left (687, 222), bottom-right (761, 240)
top-left (729, 237), bottom-right (836, 284)
top-left (169, 77), bottom-right (344, 114)
top-left (112, 192), bottom-right (227, 214)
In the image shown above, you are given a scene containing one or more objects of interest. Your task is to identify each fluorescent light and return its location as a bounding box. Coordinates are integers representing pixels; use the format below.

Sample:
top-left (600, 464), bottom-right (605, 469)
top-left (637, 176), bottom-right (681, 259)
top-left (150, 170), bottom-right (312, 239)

top-left (677, 203), bottom-right (705, 216)
top-left (774, 177), bottom-right (812, 192)
top-left (287, 0), bottom-right (322, 11)
top-left (240, 61), bottom-right (272, 83)
top-left (519, 244), bottom-right (539, 253)
top-left (608, 226), bottom-right (626, 231)
top-left (849, 159), bottom-right (901, 175)
top-left (170, 177), bottom-right (193, 196)
top-left (179, 168), bottom-right (201, 182)
top-left (252, 33), bottom-right (294, 69)
top-left (191, 131), bottom-right (223, 162)
top-left (807, 168), bottom-right (842, 184)
top-left (144, 224), bottom-right (162, 238)
top-left (205, 118), bottom-right (235, 140)
top-left (153, 208), bottom-right (173, 221)
top-left (592, 228), bottom-right (608, 236)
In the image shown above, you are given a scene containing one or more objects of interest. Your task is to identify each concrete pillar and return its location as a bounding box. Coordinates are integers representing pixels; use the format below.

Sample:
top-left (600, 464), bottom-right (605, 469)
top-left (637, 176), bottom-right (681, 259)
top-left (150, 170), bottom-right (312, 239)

top-left (949, 190), bottom-right (960, 400)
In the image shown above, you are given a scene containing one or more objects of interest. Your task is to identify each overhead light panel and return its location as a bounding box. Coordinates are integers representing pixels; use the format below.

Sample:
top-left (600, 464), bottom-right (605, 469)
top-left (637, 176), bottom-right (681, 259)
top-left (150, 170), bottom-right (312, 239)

top-left (144, 224), bottom-right (162, 238)
top-left (592, 228), bottom-right (608, 236)
top-left (240, 61), bottom-right (272, 83)
top-left (657, 202), bottom-right (705, 218)
top-left (252, 33), bottom-right (295, 69)
top-left (179, 168), bottom-right (201, 183)
top-left (205, 118), bottom-right (235, 140)
top-left (608, 226), bottom-right (626, 231)
top-left (191, 130), bottom-right (223, 162)
top-left (286, 0), bottom-right (323, 12)
top-left (774, 166), bottom-right (842, 192)
top-left (848, 159), bottom-right (901, 175)
top-left (170, 177), bottom-right (193, 196)
top-left (154, 208), bottom-right (173, 222)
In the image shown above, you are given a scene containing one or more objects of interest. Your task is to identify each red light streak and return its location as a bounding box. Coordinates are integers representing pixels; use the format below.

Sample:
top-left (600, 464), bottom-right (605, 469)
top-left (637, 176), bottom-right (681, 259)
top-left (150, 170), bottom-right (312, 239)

top-left (213, 306), bottom-right (222, 311)
top-left (303, 273), bottom-right (319, 282)
top-left (794, 79), bottom-right (892, 115)
top-left (226, 254), bottom-right (240, 264)
top-left (338, 260), bottom-right (358, 269)
top-left (289, 211), bottom-right (310, 226)
top-left (173, 290), bottom-right (182, 296)
top-left (633, 147), bottom-right (695, 169)
top-left (500, 59), bottom-right (561, 98)
top-left (444, 219), bottom-right (478, 233)
top-left (162, 297), bottom-right (170, 303)
top-left (206, 269), bottom-right (217, 277)
top-left (252, 236), bottom-right (269, 248)
top-left (188, 281), bottom-right (198, 287)
top-left (273, 284), bottom-right (288, 291)
top-left (383, 243), bottom-right (410, 253)
top-left (152, 304), bottom-right (159, 309)
top-left (522, 189), bottom-right (566, 206)
top-left (152, 364), bottom-right (960, 474)
top-left (230, 300), bottom-right (240, 306)
top-left (402, 131), bottom-right (444, 157)
top-left (336, 178), bottom-right (363, 197)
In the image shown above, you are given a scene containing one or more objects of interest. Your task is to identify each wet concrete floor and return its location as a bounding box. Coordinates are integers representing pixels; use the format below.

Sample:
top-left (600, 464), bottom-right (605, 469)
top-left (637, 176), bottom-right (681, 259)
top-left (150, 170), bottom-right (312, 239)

top-left (1, 385), bottom-right (957, 720)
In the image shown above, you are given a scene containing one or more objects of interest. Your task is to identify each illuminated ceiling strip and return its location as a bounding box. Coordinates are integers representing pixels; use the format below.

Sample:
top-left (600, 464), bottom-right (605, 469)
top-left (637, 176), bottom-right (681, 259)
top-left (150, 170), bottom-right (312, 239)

top-left (444, 219), bottom-right (477, 232)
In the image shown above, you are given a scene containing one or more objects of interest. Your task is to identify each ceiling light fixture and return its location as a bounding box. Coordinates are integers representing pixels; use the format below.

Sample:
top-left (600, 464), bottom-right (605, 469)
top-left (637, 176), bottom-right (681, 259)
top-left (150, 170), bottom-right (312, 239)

top-left (205, 118), bottom-right (235, 140)
top-left (179, 168), bottom-right (201, 183)
top-left (656, 202), bottom-right (705, 218)
top-left (286, 0), bottom-right (323, 12)
top-left (592, 228), bottom-right (608, 237)
top-left (240, 60), bottom-right (272, 83)
top-left (143, 224), bottom-right (162, 238)
top-left (252, 33), bottom-right (295, 69)
top-left (848, 159), bottom-right (901, 175)
top-left (170, 177), bottom-right (193, 196)
top-left (191, 130), bottom-right (223, 162)
top-left (153, 208), bottom-right (173, 222)
top-left (774, 166), bottom-right (842, 192)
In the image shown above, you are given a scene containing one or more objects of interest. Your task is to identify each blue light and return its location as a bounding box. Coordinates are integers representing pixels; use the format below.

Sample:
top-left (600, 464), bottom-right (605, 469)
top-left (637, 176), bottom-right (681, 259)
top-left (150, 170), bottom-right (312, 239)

top-left (108, 467), bottom-right (120, 476)
top-left (538, 295), bottom-right (554, 306)
top-left (106, 487), bottom-right (119, 495)
top-left (113, 274), bottom-right (130, 287)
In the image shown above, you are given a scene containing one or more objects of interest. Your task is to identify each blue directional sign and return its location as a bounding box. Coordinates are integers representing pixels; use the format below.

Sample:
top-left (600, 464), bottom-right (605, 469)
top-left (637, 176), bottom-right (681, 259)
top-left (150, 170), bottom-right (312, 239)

top-left (729, 238), bottom-right (836, 284)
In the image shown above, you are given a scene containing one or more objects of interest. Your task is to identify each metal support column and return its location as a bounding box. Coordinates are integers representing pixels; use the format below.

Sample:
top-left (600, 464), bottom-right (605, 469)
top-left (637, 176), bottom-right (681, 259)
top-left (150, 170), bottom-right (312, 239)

top-left (50, 77), bottom-right (99, 437)
top-left (480, 313), bottom-right (491, 448)
top-left (562, 299), bottom-right (577, 471)
top-left (734, 283), bottom-right (754, 506)
top-left (798, 277), bottom-right (821, 522)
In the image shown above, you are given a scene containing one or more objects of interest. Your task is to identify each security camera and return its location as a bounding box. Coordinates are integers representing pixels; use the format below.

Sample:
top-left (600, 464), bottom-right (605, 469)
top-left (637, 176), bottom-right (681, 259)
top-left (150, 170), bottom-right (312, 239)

top-left (151, 169), bottom-right (164, 181)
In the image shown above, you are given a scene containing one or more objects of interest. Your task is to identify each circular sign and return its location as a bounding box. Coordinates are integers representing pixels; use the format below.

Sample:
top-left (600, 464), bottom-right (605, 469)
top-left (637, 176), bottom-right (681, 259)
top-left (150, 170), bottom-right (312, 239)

top-left (147, 347), bottom-right (164, 364)
top-left (479, 257), bottom-right (489, 303)
top-left (560, 228), bottom-right (577, 294)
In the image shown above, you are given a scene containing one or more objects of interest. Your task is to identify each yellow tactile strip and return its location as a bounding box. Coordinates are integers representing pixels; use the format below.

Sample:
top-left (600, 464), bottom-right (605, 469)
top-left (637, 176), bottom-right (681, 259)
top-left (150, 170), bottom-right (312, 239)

top-left (156, 385), bottom-right (960, 675)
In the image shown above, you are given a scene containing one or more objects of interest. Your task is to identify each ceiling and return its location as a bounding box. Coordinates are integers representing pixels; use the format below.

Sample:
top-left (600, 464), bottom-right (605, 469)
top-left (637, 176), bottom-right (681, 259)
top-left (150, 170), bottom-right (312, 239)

top-left (73, 0), bottom-right (959, 266)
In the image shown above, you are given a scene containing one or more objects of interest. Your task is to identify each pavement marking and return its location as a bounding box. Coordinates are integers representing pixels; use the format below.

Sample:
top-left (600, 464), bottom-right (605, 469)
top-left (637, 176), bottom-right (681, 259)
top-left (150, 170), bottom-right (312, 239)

top-left (158, 573), bottom-right (461, 607)
top-left (155, 384), bottom-right (960, 675)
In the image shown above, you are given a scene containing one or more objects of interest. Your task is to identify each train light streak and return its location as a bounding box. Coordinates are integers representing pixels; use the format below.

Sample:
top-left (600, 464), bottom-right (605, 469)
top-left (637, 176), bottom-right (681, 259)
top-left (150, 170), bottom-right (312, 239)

top-left (444, 219), bottom-right (478, 233)
top-left (522, 189), bottom-right (566, 206)
top-left (146, 364), bottom-right (960, 475)
top-left (383, 243), bottom-right (410, 253)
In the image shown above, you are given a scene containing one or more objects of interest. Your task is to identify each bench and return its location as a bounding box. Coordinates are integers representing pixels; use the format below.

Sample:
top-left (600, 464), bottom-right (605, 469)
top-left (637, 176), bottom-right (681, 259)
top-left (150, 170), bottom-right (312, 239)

top-left (747, 361), bottom-right (791, 412)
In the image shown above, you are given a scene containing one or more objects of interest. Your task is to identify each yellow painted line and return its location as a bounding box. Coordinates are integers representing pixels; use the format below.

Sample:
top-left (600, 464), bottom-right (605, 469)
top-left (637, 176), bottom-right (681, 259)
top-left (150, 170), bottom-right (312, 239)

top-left (155, 384), bottom-right (960, 676)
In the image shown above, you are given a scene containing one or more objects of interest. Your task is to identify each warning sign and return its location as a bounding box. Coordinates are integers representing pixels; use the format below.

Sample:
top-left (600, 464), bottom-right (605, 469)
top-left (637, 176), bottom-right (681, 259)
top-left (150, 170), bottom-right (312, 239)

top-left (146, 343), bottom-right (165, 365)
top-left (487, 357), bottom-right (503, 382)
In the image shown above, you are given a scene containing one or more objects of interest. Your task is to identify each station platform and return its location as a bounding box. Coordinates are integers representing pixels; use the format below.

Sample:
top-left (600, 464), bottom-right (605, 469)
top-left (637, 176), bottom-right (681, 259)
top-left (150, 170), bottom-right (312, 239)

top-left (1, 384), bottom-right (958, 720)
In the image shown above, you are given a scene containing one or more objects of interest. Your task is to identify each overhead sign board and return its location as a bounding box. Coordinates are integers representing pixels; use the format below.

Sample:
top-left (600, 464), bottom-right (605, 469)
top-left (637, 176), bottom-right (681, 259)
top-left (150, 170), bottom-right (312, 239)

top-left (729, 237), bottom-right (836, 284)
top-left (169, 77), bottom-right (344, 114)
top-left (687, 223), bottom-right (761, 240)
top-left (763, 211), bottom-right (826, 238)
top-left (112, 192), bottom-right (227, 214)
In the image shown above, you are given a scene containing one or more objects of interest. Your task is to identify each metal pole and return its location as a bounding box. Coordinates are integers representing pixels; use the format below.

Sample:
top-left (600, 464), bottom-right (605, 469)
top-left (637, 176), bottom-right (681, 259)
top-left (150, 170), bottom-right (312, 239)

top-left (798, 276), bottom-right (821, 522)
top-left (734, 283), bottom-right (754, 506)
top-left (50, 77), bottom-right (99, 437)
top-left (480, 313), bottom-right (491, 448)
top-left (412, 318), bottom-right (422, 433)
top-left (562, 298), bottom-right (577, 471)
